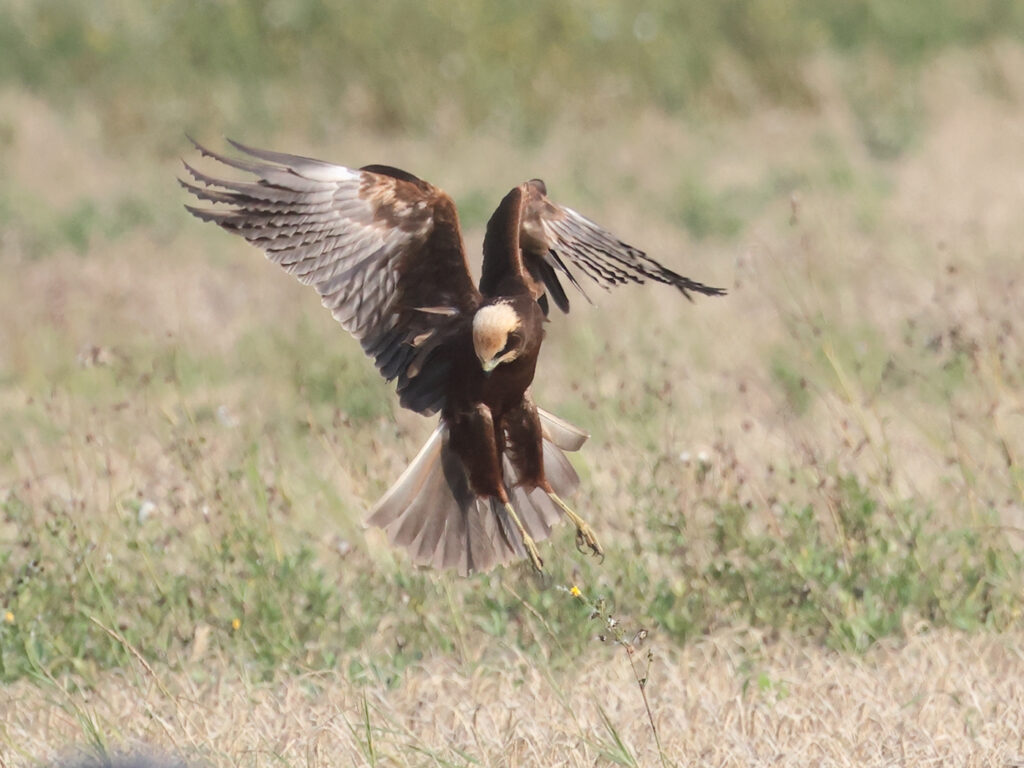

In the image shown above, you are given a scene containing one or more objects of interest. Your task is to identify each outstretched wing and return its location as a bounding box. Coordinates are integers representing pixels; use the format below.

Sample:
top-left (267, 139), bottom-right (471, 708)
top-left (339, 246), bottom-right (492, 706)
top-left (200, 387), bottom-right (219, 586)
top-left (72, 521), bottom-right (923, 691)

top-left (181, 139), bottom-right (481, 415)
top-left (514, 179), bottom-right (726, 313)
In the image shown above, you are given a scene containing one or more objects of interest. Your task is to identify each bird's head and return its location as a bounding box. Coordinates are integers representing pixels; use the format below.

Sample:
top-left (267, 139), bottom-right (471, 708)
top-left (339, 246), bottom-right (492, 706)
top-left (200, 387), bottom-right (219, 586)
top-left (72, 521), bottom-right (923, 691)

top-left (472, 302), bottom-right (524, 373)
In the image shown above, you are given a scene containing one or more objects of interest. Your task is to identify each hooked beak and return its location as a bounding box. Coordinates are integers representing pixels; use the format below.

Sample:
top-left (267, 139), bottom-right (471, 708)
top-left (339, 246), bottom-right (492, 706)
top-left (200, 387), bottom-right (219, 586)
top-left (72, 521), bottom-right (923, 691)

top-left (480, 357), bottom-right (500, 373)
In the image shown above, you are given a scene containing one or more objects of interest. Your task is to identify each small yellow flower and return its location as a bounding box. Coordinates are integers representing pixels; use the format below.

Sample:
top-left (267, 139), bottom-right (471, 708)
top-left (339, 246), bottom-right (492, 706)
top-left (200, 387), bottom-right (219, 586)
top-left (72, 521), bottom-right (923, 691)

top-left (3, 611), bottom-right (13, 624)
top-left (570, 585), bottom-right (582, 598)
top-left (231, 617), bottom-right (241, 631)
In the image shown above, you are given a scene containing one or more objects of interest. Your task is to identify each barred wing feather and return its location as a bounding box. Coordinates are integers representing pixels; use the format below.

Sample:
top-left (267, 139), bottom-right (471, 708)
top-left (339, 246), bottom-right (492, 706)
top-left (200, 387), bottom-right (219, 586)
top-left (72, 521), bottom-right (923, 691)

top-left (517, 179), bottom-right (726, 313)
top-left (181, 139), bottom-right (481, 415)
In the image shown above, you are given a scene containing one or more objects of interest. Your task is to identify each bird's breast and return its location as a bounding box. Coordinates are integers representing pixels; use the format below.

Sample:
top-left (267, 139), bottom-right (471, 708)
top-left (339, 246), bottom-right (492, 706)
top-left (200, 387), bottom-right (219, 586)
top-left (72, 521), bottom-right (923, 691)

top-left (444, 342), bottom-right (539, 420)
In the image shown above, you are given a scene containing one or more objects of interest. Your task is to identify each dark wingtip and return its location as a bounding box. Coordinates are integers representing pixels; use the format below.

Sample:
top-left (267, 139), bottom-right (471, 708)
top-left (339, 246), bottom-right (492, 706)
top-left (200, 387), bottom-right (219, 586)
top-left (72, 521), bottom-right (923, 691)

top-left (182, 203), bottom-right (222, 223)
top-left (225, 136), bottom-right (274, 162)
top-left (671, 274), bottom-right (727, 302)
top-left (178, 159), bottom-right (206, 184)
top-left (699, 284), bottom-right (728, 297)
top-left (185, 133), bottom-right (215, 157)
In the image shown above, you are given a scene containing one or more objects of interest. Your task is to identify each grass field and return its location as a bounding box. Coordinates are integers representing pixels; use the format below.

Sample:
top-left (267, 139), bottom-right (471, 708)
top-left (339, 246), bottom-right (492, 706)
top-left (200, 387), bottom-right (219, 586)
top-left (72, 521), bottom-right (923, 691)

top-left (3, 5), bottom-right (1024, 766)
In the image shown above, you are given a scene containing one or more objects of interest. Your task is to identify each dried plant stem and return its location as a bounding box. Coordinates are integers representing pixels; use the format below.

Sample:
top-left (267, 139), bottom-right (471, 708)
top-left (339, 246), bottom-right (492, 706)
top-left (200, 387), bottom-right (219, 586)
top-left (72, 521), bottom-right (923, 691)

top-left (622, 640), bottom-right (667, 768)
top-left (568, 585), bottom-right (670, 767)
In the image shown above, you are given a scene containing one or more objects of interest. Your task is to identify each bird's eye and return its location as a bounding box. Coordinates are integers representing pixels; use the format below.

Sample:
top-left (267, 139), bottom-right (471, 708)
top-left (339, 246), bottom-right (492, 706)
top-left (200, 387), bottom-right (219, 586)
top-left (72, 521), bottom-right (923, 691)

top-left (499, 334), bottom-right (521, 357)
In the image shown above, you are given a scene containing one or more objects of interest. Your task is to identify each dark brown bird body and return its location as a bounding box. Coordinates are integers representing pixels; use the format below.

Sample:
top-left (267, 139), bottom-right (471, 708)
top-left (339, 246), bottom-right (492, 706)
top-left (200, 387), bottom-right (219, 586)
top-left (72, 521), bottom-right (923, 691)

top-left (182, 139), bottom-right (724, 575)
top-left (445, 293), bottom-right (546, 502)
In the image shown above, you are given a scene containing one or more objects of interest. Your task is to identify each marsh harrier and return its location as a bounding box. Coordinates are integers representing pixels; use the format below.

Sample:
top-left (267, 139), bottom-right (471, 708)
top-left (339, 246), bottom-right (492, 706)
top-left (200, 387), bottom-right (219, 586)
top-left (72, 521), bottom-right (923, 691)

top-left (182, 140), bottom-right (724, 575)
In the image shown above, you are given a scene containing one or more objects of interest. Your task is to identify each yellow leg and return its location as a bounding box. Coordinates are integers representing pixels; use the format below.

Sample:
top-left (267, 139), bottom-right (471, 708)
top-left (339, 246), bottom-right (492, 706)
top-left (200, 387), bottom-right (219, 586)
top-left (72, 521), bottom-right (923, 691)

top-left (503, 502), bottom-right (545, 573)
top-left (548, 493), bottom-right (604, 560)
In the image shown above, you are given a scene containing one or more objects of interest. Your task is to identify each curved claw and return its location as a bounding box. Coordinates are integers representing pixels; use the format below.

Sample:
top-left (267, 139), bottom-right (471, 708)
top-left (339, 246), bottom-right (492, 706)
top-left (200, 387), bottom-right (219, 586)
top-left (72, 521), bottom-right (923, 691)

top-left (547, 490), bottom-right (605, 563)
top-left (574, 528), bottom-right (589, 554)
top-left (574, 525), bottom-right (604, 560)
top-left (524, 535), bottom-right (545, 573)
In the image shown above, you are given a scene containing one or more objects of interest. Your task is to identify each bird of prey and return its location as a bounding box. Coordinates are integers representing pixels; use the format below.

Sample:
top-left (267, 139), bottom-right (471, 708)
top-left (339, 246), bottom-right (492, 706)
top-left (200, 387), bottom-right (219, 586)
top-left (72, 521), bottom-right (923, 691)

top-left (181, 139), bottom-right (724, 575)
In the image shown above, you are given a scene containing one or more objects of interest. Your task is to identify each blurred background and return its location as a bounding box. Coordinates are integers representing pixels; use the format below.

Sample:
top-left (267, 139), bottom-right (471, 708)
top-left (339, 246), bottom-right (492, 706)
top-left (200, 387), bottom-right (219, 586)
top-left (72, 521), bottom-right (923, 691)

top-left (3, 2), bottom-right (1024, 763)
top-left (5, 0), bottom-right (1024, 148)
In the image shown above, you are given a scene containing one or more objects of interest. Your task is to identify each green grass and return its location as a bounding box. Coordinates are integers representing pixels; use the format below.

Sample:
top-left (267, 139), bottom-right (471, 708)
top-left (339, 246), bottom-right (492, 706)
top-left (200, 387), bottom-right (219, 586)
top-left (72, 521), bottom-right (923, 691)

top-left (2, 11), bottom-right (1024, 763)
top-left (3, 1), bottom-right (1023, 152)
top-left (3, 310), bottom-right (1021, 685)
top-left (3, 197), bottom-right (1022, 700)
top-left (6, 457), bottom-right (1017, 686)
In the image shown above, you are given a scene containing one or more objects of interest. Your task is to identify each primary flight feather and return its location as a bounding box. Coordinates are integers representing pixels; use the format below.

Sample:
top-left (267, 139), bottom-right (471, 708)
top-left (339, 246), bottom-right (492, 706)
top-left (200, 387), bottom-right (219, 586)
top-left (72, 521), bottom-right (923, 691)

top-left (182, 139), bottom-right (724, 575)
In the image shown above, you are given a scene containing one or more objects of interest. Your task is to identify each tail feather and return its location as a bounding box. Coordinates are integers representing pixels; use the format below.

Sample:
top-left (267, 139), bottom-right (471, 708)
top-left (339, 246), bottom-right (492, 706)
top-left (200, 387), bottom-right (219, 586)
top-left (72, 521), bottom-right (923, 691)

top-left (507, 474), bottom-right (560, 542)
top-left (461, 501), bottom-right (504, 571)
top-left (540, 436), bottom-right (581, 495)
top-left (537, 406), bottom-right (589, 451)
top-left (389, 452), bottom-right (450, 549)
top-left (366, 408), bottom-right (588, 575)
top-left (366, 425), bottom-right (444, 530)
top-left (431, 497), bottom-right (467, 570)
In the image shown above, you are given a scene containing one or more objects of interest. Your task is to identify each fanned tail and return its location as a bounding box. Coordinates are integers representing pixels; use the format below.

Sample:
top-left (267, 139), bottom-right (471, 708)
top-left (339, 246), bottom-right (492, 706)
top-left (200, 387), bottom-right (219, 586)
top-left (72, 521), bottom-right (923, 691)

top-left (366, 407), bottom-right (588, 575)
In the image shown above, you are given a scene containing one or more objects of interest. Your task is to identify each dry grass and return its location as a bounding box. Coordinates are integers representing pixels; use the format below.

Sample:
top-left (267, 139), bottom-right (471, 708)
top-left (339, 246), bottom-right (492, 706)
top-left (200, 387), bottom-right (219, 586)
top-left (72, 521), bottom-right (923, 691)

top-left (3, 45), bottom-right (1024, 767)
top-left (5, 629), bottom-right (1024, 767)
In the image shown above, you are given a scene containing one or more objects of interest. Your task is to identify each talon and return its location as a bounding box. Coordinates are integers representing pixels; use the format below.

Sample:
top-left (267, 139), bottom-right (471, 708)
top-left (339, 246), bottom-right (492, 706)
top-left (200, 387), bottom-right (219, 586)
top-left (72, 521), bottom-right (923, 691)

top-left (575, 524), bottom-right (604, 559)
top-left (548, 491), bottom-right (604, 561)
top-left (524, 535), bottom-right (545, 573)
top-left (575, 528), bottom-right (588, 554)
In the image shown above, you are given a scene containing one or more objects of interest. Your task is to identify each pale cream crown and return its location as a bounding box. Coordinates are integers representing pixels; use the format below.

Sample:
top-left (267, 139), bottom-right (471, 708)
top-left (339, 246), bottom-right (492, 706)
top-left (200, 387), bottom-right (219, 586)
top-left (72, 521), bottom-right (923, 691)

top-left (472, 302), bottom-right (520, 369)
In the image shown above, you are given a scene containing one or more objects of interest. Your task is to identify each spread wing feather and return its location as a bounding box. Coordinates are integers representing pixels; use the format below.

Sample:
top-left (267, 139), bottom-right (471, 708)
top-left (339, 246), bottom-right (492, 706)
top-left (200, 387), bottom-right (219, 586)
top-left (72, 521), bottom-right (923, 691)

top-left (516, 180), bottom-right (726, 312)
top-left (181, 139), bottom-right (481, 415)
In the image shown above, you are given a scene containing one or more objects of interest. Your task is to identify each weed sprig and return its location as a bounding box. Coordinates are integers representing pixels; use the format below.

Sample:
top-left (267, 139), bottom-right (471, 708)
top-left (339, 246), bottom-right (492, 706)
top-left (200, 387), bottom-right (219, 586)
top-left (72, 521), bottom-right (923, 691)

top-left (566, 584), bottom-right (666, 768)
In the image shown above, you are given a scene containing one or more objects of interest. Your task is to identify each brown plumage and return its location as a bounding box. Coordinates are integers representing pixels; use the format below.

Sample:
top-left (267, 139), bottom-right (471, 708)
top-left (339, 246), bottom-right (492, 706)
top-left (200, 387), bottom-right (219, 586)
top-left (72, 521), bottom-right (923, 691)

top-left (181, 139), bottom-right (725, 575)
